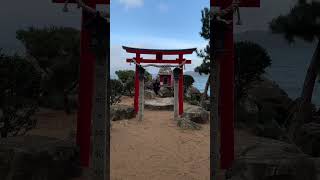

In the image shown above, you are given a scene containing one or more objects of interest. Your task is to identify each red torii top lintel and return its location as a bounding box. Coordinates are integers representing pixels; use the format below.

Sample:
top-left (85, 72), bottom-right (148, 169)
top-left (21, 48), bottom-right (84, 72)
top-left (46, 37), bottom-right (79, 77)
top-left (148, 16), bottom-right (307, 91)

top-left (122, 46), bottom-right (196, 64)
top-left (211, 0), bottom-right (259, 7)
top-left (53, 0), bottom-right (109, 4)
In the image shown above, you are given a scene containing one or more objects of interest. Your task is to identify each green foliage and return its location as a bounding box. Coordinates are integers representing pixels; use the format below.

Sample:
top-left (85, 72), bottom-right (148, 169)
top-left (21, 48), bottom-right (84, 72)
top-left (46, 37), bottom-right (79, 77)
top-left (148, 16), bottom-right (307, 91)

top-left (183, 75), bottom-right (195, 90)
top-left (195, 7), bottom-right (272, 99)
top-left (270, 1), bottom-right (320, 43)
top-left (16, 26), bottom-right (80, 109)
top-left (235, 41), bottom-right (272, 98)
top-left (195, 7), bottom-right (211, 75)
top-left (115, 69), bottom-right (152, 96)
top-left (0, 53), bottom-right (40, 137)
top-left (185, 95), bottom-right (201, 106)
top-left (270, 1), bottom-right (320, 106)
top-left (110, 79), bottom-right (123, 105)
top-left (115, 70), bottom-right (135, 96)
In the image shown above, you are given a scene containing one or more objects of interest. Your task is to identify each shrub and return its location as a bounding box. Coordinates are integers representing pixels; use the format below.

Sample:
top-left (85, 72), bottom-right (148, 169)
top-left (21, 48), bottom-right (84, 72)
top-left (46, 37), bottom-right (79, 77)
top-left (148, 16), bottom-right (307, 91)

top-left (110, 79), bottom-right (123, 105)
top-left (183, 75), bottom-right (195, 91)
top-left (115, 69), bottom-right (152, 96)
top-left (0, 53), bottom-right (40, 137)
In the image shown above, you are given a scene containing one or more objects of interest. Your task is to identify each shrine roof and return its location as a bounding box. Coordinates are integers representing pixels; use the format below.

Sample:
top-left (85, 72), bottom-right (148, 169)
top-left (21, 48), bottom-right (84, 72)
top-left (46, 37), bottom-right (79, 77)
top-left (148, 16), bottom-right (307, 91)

top-left (122, 46), bottom-right (197, 55)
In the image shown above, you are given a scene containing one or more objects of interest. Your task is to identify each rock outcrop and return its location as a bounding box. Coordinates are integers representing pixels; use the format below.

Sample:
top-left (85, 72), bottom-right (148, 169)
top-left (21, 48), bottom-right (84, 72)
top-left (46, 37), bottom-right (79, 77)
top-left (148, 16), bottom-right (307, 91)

top-left (226, 131), bottom-right (317, 180)
top-left (111, 104), bottom-right (135, 121)
top-left (158, 87), bottom-right (173, 98)
top-left (145, 98), bottom-right (174, 110)
top-left (145, 90), bottom-right (156, 99)
top-left (185, 86), bottom-right (201, 99)
top-left (183, 105), bottom-right (209, 124)
top-left (0, 135), bottom-right (81, 180)
top-left (237, 77), bottom-right (293, 140)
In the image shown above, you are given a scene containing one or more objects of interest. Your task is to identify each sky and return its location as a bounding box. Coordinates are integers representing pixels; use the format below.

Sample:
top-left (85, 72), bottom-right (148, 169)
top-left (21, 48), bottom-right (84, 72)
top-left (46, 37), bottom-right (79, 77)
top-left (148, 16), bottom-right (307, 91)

top-left (0, 0), bottom-right (297, 74)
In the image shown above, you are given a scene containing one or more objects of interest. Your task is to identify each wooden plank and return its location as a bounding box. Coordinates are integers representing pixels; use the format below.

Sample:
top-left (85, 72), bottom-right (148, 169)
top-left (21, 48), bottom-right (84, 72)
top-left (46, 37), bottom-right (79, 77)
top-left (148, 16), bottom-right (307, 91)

top-left (52, 0), bottom-right (109, 4)
top-left (126, 59), bottom-right (192, 64)
top-left (122, 46), bottom-right (196, 55)
top-left (211, 0), bottom-right (260, 7)
top-left (91, 8), bottom-right (110, 180)
top-left (210, 6), bottom-right (220, 179)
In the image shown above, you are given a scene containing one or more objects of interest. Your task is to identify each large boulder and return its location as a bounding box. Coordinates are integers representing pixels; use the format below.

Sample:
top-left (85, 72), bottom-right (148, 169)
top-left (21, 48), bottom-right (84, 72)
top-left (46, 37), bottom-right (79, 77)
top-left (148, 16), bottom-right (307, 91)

top-left (246, 77), bottom-right (293, 124)
top-left (0, 135), bottom-right (81, 180)
top-left (145, 98), bottom-right (174, 110)
top-left (145, 81), bottom-right (154, 90)
top-left (294, 122), bottom-right (320, 157)
top-left (145, 90), bottom-right (156, 99)
top-left (185, 86), bottom-right (201, 99)
top-left (158, 87), bottom-right (173, 98)
top-left (226, 131), bottom-right (317, 180)
top-left (183, 105), bottom-right (209, 124)
top-left (237, 77), bottom-right (293, 139)
top-left (247, 77), bottom-right (292, 105)
top-left (201, 100), bottom-right (211, 111)
top-left (111, 104), bottom-right (135, 121)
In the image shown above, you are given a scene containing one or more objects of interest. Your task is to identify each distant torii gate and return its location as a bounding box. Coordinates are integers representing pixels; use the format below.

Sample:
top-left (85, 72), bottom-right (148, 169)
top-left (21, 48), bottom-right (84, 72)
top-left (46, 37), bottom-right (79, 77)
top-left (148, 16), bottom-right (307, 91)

top-left (123, 46), bottom-right (196, 116)
top-left (210, 0), bottom-right (260, 177)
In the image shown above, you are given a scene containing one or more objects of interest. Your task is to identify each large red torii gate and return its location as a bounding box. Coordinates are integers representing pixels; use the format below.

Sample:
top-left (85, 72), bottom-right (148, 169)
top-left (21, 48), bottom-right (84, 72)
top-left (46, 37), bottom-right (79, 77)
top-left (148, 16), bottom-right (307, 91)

top-left (53, 0), bottom-right (110, 168)
top-left (123, 46), bottom-right (196, 116)
top-left (210, 0), bottom-right (260, 174)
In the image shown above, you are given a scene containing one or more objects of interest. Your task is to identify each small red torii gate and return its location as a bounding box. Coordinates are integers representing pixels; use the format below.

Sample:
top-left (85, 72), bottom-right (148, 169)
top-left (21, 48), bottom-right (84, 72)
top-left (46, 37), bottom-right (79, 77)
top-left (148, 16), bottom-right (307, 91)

top-left (123, 46), bottom-right (196, 115)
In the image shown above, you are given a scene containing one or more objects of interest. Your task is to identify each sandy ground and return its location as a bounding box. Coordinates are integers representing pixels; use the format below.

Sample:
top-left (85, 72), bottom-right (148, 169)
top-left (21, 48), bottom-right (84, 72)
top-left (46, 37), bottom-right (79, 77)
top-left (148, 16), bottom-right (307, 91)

top-left (28, 97), bottom-right (216, 180)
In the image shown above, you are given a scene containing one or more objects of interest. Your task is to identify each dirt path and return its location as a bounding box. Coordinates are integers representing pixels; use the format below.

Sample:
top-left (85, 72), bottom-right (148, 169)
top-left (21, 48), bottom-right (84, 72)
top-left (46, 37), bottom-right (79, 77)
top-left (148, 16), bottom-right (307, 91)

top-left (28, 97), bottom-right (216, 180)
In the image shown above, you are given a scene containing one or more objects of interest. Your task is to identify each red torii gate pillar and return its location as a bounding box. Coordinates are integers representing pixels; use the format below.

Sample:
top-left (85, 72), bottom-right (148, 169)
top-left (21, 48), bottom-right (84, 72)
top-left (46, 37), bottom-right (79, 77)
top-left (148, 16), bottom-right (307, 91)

top-left (52, 0), bottom-right (109, 167)
top-left (211, 0), bottom-right (260, 170)
top-left (123, 46), bottom-right (196, 116)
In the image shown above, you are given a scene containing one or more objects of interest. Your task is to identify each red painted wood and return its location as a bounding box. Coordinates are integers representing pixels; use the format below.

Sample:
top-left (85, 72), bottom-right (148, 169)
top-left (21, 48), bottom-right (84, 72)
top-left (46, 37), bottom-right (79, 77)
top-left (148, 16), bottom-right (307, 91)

top-left (210, 0), bottom-right (260, 7)
top-left (126, 59), bottom-right (192, 64)
top-left (53, 0), bottom-right (109, 4)
top-left (217, 0), bottom-right (235, 169)
top-left (160, 75), bottom-right (172, 87)
top-left (123, 46), bottom-right (196, 55)
top-left (134, 54), bottom-right (140, 114)
top-left (76, 4), bottom-right (96, 167)
top-left (178, 70), bottom-right (184, 115)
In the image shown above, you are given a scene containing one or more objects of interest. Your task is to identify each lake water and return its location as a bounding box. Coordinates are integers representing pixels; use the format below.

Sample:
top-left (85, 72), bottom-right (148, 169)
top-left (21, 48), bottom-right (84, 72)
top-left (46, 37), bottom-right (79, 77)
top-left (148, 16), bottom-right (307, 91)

top-left (191, 67), bottom-right (320, 108)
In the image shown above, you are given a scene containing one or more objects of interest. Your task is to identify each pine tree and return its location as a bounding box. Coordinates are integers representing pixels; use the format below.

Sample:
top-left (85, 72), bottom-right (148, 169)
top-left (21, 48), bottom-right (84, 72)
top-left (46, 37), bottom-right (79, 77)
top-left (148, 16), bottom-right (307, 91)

top-left (270, 1), bottom-right (320, 107)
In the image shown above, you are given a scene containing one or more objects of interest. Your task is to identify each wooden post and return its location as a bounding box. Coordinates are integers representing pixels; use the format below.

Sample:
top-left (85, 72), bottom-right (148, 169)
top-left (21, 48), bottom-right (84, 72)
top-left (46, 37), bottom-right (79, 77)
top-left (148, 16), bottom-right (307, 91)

top-left (173, 68), bottom-right (180, 120)
top-left (87, 8), bottom-right (110, 180)
top-left (178, 54), bottom-right (184, 115)
top-left (210, 0), bottom-right (260, 171)
top-left (52, 0), bottom-right (110, 167)
top-left (218, 0), bottom-right (235, 169)
top-left (134, 54), bottom-right (141, 114)
top-left (210, 6), bottom-right (221, 180)
top-left (138, 66), bottom-right (145, 121)
top-left (77, 5), bottom-right (96, 167)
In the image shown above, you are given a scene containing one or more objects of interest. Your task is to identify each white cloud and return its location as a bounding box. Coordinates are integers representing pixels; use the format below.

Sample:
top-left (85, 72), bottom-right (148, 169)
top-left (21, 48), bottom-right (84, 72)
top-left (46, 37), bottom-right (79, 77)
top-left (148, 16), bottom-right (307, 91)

top-left (119, 0), bottom-right (144, 9)
top-left (158, 3), bottom-right (169, 13)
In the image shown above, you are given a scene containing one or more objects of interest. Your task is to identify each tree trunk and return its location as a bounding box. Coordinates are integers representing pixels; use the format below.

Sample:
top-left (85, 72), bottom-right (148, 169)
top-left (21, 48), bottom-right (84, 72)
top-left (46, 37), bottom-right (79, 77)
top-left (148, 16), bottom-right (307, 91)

top-left (300, 39), bottom-right (320, 105)
top-left (289, 39), bottom-right (320, 140)
top-left (201, 74), bottom-right (211, 103)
